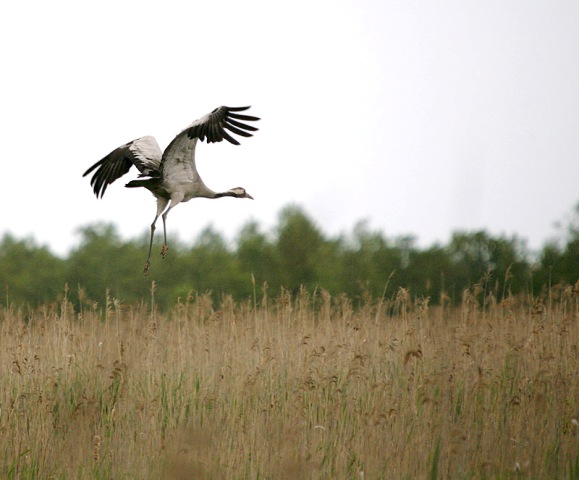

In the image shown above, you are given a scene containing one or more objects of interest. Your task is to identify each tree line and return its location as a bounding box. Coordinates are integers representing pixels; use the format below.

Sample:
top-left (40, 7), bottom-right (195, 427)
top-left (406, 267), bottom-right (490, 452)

top-left (1, 204), bottom-right (578, 310)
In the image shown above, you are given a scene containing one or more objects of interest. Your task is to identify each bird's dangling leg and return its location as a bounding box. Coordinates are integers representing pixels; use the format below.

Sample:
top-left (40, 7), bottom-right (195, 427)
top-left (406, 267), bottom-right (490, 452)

top-left (160, 193), bottom-right (184, 259)
top-left (144, 222), bottom-right (156, 275)
top-left (144, 198), bottom-right (169, 275)
top-left (160, 209), bottom-right (170, 258)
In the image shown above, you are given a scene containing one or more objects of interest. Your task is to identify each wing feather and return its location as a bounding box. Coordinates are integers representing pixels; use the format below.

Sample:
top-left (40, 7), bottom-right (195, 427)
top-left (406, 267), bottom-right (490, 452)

top-left (160, 106), bottom-right (259, 183)
top-left (83, 136), bottom-right (162, 198)
top-left (181, 106), bottom-right (260, 144)
top-left (225, 122), bottom-right (254, 137)
top-left (228, 112), bottom-right (260, 122)
top-left (221, 130), bottom-right (239, 145)
top-left (226, 117), bottom-right (259, 131)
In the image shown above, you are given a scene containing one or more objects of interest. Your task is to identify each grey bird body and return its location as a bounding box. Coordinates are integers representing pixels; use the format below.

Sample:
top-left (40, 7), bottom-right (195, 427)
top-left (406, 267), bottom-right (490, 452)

top-left (83, 106), bottom-right (259, 274)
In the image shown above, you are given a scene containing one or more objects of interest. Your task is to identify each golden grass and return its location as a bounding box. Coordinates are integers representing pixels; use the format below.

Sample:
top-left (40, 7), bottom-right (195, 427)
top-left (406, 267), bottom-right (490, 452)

top-left (1, 284), bottom-right (578, 479)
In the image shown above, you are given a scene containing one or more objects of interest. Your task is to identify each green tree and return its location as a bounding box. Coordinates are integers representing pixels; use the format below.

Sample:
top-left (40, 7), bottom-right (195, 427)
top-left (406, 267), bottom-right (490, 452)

top-left (446, 231), bottom-right (530, 301)
top-left (237, 221), bottom-right (280, 289)
top-left (66, 223), bottom-right (148, 306)
top-left (338, 221), bottom-right (403, 299)
top-left (275, 205), bottom-right (324, 291)
top-left (173, 226), bottom-right (249, 301)
top-left (537, 202), bottom-right (579, 287)
top-left (0, 234), bottom-right (66, 306)
top-left (405, 244), bottom-right (451, 300)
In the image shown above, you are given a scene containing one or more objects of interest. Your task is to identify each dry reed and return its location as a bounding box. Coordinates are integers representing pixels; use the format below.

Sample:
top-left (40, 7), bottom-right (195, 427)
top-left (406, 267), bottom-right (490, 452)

top-left (0, 285), bottom-right (577, 479)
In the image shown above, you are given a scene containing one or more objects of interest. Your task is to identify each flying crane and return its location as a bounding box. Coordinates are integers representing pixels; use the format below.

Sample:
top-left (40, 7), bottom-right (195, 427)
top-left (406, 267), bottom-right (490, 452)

top-left (83, 106), bottom-right (259, 274)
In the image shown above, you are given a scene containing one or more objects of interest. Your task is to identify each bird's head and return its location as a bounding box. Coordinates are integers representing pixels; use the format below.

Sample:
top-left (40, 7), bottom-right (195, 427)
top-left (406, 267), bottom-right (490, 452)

top-left (227, 187), bottom-right (254, 199)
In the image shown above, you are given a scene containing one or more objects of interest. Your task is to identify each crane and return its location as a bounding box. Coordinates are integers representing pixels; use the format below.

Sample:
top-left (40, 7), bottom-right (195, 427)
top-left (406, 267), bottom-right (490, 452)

top-left (83, 105), bottom-right (259, 274)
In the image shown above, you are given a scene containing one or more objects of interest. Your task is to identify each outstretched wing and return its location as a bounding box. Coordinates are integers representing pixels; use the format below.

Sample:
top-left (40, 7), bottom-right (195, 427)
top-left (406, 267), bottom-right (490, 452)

top-left (83, 136), bottom-right (162, 198)
top-left (182, 105), bottom-right (260, 145)
top-left (161, 106), bottom-right (260, 184)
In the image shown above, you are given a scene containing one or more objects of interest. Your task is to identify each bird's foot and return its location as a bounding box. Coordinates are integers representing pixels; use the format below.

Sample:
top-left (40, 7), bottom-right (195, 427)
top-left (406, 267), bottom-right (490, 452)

top-left (143, 261), bottom-right (151, 275)
top-left (161, 244), bottom-right (169, 258)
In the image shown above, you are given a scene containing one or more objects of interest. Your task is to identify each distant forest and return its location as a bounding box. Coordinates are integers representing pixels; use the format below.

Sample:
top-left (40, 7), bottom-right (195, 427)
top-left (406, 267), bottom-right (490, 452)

top-left (1, 204), bottom-right (578, 310)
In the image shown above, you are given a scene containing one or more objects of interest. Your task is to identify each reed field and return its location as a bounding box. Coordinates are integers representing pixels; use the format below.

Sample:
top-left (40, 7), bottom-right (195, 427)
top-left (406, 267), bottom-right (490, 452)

top-left (1, 283), bottom-right (578, 479)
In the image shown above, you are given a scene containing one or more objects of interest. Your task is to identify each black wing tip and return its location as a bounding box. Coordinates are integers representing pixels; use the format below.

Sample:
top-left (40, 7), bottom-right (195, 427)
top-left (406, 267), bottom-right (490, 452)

top-left (82, 159), bottom-right (103, 177)
top-left (91, 186), bottom-right (104, 198)
top-left (211, 105), bottom-right (250, 115)
top-left (223, 106), bottom-right (260, 121)
top-left (228, 113), bottom-right (260, 122)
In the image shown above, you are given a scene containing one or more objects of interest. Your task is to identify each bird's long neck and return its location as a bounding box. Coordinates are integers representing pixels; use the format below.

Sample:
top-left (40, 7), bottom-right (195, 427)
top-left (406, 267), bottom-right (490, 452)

top-left (187, 183), bottom-right (218, 199)
top-left (213, 191), bottom-right (237, 199)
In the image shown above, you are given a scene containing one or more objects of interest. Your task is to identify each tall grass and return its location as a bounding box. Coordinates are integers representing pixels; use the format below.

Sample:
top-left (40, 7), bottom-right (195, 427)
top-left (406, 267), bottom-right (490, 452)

top-left (1, 283), bottom-right (577, 479)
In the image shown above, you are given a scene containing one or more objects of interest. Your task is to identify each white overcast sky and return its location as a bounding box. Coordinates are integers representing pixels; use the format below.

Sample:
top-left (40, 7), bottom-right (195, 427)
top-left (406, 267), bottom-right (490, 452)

top-left (1, 0), bottom-right (578, 256)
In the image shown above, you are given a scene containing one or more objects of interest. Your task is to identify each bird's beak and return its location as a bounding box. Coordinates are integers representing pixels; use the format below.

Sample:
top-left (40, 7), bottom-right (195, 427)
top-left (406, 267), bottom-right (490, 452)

top-left (246, 193), bottom-right (254, 200)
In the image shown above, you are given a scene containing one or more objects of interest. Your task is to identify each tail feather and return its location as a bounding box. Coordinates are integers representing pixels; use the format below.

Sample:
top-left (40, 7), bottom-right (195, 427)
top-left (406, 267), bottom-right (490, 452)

top-left (125, 179), bottom-right (149, 188)
top-left (125, 178), bottom-right (169, 199)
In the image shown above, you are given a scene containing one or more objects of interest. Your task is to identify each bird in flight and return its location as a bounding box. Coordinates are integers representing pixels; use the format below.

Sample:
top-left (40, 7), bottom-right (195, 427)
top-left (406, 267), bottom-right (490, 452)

top-left (83, 105), bottom-right (259, 274)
